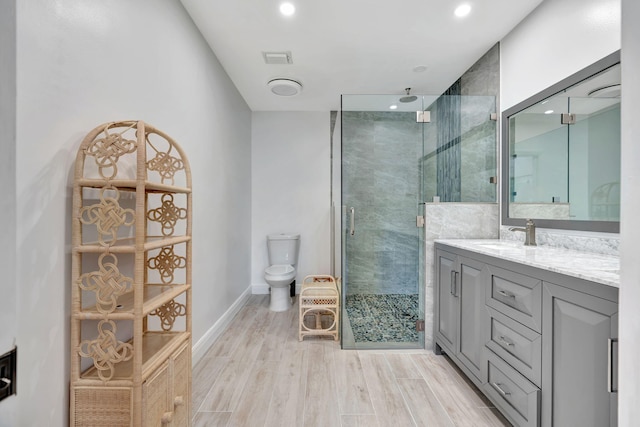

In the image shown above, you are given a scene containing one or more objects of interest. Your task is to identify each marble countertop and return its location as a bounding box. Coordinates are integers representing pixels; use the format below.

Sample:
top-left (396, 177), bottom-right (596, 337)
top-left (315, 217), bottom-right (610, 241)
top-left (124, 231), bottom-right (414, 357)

top-left (435, 239), bottom-right (620, 288)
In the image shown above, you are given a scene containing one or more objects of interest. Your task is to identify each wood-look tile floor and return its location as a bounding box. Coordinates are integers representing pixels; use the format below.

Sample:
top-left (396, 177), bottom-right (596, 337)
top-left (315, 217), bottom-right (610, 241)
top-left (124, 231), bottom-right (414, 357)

top-left (192, 295), bottom-right (511, 427)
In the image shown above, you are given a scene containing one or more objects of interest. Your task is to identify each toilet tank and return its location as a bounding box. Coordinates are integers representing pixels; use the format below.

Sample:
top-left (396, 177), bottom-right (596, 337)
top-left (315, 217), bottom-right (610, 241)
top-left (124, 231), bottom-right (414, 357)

top-left (267, 233), bottom-right (300, 266)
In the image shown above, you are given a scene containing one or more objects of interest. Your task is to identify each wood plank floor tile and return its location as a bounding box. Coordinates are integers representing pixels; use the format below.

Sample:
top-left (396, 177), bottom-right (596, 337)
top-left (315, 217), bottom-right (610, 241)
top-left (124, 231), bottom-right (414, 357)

top-left (199, 357), bottom-right (256, 412)
top-left (192, 411), bottom-right (232, 427)
top-left (341, 414), bottom-right (381, 427)
top-left (411, 353), bottom-right (509, 427)
top-left (192, 356), bottom-right (230, 416)
top-left (397, 378), bottom-right (455, 426)
top-left (227, 360), bottom-right (280, 427)
top-left (385, 353), bottom-right (422, 379)
top-left (264, 347), bottom-right (308, 427)
top-left (192, 296), bottom-right (513, 427)
top-left (303, 341), bottom-right (342, 427)
top-left (333, 349), bottom-right (375, 415)
top-left (359, 353), bottom-right (417, 427)
top-left (206, 305), bottom-right (260, 358)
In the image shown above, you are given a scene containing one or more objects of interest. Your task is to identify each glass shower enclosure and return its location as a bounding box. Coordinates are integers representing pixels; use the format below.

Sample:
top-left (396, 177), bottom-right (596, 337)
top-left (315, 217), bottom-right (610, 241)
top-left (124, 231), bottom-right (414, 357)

top-left (336, 93), bottom-right (497, 350)
top-left (339, 95), bottom-right (428, 349)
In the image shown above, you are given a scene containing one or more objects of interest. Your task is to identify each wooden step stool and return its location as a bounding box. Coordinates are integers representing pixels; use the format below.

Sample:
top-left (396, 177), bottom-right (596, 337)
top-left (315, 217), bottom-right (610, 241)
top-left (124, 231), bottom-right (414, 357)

top-left (299, 275), bottom-right (340, 341)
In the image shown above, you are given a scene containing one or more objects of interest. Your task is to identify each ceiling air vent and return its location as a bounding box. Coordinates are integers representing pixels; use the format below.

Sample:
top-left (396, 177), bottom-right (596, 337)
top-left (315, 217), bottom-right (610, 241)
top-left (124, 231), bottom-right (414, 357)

top-left (262, 51), bottom-right (293, 65)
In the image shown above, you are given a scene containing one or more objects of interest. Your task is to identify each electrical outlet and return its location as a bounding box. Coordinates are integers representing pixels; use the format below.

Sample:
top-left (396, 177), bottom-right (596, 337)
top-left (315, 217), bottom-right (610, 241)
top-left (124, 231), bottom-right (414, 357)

top-left (0, 347), bottom-right (16, 401)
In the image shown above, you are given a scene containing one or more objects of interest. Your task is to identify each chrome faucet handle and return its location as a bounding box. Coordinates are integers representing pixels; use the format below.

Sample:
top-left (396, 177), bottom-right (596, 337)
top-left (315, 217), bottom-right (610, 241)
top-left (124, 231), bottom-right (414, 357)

top-left (524, 219), bottom-right (537, 246)
top-left (509, 219), bottom-right (537, 246)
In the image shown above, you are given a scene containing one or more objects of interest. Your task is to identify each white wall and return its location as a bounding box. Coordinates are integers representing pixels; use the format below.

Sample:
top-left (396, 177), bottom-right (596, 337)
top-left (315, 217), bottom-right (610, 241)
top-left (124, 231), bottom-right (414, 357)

top-left (13, 1), bottom-right (251, 426)
top-left (0, 0), bottom-right (17, 423)
top-left (251, 112), bottom-right (331, 292)
top-left (501, 0), bottom-right (621, 110)
top-left (619, 0), bottom-right (640, 421)
top-left (501, 0), bottom-right (640, 420)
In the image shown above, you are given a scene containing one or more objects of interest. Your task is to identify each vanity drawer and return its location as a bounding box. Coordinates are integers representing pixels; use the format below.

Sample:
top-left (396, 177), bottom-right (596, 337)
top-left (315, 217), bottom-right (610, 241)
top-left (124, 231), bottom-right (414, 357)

top-left (486, 307), bottom-right (542, 387)
top-left (486, 265), bottom-right (542, 333)
top-left (484, 351), bottom-right (540, 427)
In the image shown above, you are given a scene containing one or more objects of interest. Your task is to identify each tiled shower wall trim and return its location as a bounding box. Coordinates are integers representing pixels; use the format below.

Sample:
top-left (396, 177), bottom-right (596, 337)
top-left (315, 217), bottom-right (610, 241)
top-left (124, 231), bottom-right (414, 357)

top-left (500, 226), bottom-right (620, 256)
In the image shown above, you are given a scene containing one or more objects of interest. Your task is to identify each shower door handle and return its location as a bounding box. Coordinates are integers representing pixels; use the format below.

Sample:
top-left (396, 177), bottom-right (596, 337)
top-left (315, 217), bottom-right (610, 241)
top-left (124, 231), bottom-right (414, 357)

top-left (350, 207), bottom-right (355, 236)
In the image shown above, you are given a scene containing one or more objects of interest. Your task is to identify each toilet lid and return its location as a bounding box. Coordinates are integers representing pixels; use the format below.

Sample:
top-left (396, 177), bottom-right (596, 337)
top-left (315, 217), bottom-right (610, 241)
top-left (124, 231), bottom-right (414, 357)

top-left (265, 264), bottom-right (295, 275)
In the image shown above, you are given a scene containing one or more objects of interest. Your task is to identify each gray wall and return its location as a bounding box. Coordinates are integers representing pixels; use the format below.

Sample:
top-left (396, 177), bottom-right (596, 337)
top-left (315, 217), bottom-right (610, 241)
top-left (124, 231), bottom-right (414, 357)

top-left (424, 43), bottom-right (499, 203)
top-left (342, 111), bottom-right (422, 295)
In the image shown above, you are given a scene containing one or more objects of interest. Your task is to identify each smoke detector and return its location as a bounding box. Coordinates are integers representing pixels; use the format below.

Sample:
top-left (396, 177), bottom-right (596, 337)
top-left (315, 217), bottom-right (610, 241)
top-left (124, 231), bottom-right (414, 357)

top-left (267, 78), bottom-right (303, 96)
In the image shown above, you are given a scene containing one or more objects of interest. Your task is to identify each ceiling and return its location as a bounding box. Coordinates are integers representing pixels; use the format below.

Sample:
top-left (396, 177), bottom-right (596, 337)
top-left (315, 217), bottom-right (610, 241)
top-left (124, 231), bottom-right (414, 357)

top-left (180, 0), bottom-right (544, 112)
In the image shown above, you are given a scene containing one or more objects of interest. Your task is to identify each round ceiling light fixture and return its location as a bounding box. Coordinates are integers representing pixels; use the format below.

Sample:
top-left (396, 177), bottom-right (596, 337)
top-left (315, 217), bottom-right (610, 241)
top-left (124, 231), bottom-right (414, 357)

top-left (454, 3), bottom-right (472, 17)
top-left (280, 2), bottom-right (295, 16)
top-left (267, 78), bottom-right (303, 96)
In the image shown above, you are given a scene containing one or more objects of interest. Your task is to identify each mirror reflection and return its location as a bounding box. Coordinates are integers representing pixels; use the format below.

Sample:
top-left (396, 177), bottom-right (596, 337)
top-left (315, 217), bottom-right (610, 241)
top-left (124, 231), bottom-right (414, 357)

top-left (504, 57), bottom-right (620, 231)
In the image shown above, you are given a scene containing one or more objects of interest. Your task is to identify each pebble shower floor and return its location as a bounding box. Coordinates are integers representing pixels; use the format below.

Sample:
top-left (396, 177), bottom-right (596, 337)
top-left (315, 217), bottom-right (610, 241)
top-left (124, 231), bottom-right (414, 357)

top-left (345, 294), bottom-right (419, 342)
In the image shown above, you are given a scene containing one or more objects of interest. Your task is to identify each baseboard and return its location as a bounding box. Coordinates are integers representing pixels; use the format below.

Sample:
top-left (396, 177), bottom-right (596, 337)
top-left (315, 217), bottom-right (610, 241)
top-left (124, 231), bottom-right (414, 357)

top-left (192, 286), bottom-right (251, 365)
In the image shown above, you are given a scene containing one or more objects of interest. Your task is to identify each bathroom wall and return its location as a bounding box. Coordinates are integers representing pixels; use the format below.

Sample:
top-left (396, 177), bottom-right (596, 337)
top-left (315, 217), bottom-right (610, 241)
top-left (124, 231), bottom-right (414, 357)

top-left (500, 0), bottom-right (620, 251)
top-left (501, 0), bottom-right (620, 111)
top-left (250, 111), bottom-right (331, 293)
top-left (12, 1), bottom-right (252, 425)
top-left (619, 0), bottom-right (640, 421)
top-left (341, 111), bottom-right (423, 295)
top-left (0, 0), bottom-right (17, 423)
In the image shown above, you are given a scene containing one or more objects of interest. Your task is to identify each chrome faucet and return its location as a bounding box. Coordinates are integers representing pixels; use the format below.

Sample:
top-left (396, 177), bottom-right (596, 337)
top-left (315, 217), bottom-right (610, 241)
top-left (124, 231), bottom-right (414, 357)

top-left (509, 219), bottom-right (537, 246)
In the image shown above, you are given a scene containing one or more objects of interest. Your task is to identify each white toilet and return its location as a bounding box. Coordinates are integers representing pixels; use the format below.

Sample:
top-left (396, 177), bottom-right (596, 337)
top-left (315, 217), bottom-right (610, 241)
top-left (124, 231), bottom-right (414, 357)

top-left (264, 233), bottom-right (300, 312)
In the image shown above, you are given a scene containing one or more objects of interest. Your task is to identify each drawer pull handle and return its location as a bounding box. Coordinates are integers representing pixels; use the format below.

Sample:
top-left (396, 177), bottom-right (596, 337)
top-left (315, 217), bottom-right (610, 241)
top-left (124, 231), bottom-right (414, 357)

top-left (450, 271), bottom-right (458, 297)
top-left (497, 289), bottom-right (516, 299)
top-left (498, 336), bottom-right (515, 347)
top-left (608, 338), bottom-right (618, 393)
top-left (174, 395), bottom-right (184, 407)
top-left (492, 382), bottom-right (511, 397)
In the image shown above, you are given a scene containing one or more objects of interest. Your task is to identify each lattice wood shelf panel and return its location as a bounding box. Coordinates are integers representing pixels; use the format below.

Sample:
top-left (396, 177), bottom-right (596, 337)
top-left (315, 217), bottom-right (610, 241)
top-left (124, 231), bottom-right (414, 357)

top-left (70, 121), bottom-right (192, 426)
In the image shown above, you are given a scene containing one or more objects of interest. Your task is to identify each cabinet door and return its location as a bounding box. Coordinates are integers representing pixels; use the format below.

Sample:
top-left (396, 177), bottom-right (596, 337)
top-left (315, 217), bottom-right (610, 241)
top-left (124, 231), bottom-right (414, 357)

top-left (143, 361), bottom-right (171, 426)
top-left (435, 249), bottom-right (458, 355)
top-left (171, 343), bottom-right (191, 427)
top-left (458, 256), bottom-right (487, 382)
top-left (542, 282), bottom-right (618, 427)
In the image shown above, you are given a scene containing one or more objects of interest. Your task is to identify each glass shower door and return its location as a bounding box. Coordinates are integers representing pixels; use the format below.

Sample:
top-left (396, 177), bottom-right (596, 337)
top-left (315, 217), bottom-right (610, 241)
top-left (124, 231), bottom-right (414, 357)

top-left (340, 95), bottom-right (426, 349)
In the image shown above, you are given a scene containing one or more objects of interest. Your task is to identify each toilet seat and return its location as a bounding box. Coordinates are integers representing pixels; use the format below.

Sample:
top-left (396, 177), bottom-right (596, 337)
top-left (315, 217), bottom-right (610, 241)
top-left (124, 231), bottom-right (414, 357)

top-left (265, 264), bottom-right (295, 277)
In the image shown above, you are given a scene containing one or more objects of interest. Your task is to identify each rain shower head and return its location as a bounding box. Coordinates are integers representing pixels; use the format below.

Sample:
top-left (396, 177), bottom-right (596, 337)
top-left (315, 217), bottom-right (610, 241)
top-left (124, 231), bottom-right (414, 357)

top-left (399, 88), bottom-right (417, 103)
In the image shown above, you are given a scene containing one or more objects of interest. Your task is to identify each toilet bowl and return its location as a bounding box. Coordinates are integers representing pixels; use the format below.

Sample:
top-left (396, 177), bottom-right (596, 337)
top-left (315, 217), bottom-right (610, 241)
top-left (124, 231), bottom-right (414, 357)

top-left (264, 233), bottom-right (300, 312)
top-left (265, 264), bottom-right (296, 311)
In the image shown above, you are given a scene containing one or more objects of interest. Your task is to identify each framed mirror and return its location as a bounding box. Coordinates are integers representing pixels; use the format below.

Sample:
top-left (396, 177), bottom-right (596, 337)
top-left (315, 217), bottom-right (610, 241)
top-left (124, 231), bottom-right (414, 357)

top-left (502, 51), bottom-right (620, 233)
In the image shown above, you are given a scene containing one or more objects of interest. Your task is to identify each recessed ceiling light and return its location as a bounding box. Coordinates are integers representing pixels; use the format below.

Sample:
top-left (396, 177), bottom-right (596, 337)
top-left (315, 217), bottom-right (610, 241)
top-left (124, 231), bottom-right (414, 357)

top-left (454, 3), bottom-right (472, 17)
top-left (544, 110), bottom-right (554, 115)
top-left (413, 65), bottom-right (428, 73)
top-left (389, 105), bottom-right (398, 110)
top-left (280, 2), bottom-right (295, 16)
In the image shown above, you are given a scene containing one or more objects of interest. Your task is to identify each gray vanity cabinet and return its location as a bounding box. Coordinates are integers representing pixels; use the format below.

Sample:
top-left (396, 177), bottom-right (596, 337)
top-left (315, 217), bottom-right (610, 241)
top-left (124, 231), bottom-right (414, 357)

top-left (542, 282), bottom-right (618, 427)
top-left (435, 248), bottom-right (487, 384)
top-left (435, 249), bottom-right (458, 355)
top-left (434, 242), bottom-right (619, 427)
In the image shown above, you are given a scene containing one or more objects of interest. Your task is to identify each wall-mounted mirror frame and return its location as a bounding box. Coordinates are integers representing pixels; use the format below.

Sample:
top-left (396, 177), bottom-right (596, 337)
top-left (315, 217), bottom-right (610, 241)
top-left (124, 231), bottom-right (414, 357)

top-left (501, 50), bottom-right (621, 233)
